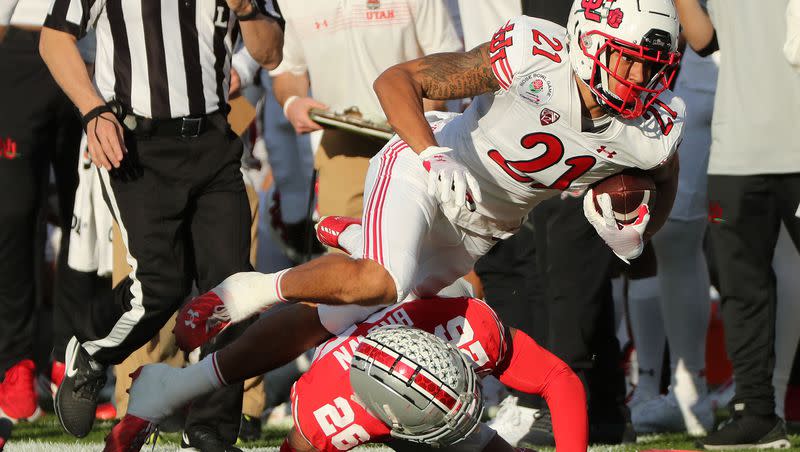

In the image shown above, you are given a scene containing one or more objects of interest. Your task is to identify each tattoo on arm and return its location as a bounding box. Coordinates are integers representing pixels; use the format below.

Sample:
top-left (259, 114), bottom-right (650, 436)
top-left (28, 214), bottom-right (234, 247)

top-left (417, 43), bottom-right (500, 100)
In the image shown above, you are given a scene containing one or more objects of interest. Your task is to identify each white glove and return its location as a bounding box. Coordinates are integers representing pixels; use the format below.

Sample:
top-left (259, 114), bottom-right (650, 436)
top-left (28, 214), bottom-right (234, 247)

top-left (419, 146), bottom-right (482, 208)
top-left (583, 188), bottom-right (649, 263)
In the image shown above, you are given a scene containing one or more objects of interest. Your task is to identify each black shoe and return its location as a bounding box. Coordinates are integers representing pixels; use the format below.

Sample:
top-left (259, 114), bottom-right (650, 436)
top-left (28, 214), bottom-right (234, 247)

top-left (237, 414), bottom-right (262, 442)
top-left (54, 337), bottom-right (107, 438)
top-left (181, 426), bottom-right (243, 452)
top-left (518, 408), bottom-right (555, 447)
top-left (699, 414), bottom-right (791, 450)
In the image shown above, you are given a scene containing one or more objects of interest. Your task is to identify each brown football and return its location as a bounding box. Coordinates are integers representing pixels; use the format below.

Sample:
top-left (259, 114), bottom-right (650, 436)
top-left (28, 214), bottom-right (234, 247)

top-left (592, 169), bottom-right (657, 225)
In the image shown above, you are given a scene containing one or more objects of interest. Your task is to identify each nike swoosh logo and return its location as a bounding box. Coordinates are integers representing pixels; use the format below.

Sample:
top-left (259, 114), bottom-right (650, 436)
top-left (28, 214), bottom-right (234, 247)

top-left (65, 340), bottom-right (80, 378)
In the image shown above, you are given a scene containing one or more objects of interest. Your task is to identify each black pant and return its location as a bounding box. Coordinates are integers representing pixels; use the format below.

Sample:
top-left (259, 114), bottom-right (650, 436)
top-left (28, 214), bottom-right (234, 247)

top-left (709, 174), bottom-right (800, 417)
top-left (81, 116), bottom-right (252, 440)
top-left (0, 27), bottom-right (89, 373)
top-left (532, 196), bottom-right (627, 424)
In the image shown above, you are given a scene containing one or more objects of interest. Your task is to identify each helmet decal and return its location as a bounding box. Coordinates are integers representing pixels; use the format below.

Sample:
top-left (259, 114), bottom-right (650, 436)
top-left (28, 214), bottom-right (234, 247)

top-left (607, 8), bottom-right (624, 28)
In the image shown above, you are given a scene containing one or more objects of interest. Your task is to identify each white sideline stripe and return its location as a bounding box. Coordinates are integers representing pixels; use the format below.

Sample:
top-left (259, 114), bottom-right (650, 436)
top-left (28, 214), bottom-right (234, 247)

top-left (4, 441), bottom-right (395, 451)
top-left (83, 169), bottom-right (146, 356)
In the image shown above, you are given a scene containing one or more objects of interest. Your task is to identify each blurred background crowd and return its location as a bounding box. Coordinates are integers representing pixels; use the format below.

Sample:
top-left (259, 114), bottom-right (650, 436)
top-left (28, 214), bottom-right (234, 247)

top-left (1, 0), bottom-right (799, 448)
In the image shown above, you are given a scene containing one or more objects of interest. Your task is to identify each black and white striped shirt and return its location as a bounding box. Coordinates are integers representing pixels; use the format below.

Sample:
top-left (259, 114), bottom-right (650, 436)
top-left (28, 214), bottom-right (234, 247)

top-left (44, 0), bottom-right (282, 119)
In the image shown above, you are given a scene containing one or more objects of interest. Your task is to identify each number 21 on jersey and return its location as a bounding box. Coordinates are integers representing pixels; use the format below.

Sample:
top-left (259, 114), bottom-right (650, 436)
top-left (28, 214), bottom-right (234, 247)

top-left (489, 133), bottom-right (596, 191)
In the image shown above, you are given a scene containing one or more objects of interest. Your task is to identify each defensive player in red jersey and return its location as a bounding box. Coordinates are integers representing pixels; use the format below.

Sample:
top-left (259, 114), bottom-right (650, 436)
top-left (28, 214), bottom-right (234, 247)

top-left (106, 296), bottom-right (587, 452)
top-left (283, 297), bottom-right (586, 451)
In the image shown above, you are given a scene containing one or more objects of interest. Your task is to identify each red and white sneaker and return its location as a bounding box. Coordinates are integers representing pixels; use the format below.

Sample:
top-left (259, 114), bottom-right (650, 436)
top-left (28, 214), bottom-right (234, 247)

top-left (0, 360), bottom-right (42, 423)
top-left (0, 359), bottom-right (42, 424)
top-left (96, 402), bottom-right (117, 421)
top-left (173, 292), bottom-right (231, 352)
top-left (315, 216), bottom-right (361, 252)
top-left (104, 414), bottom-right (157, 452)
top-left (50, 360), bottom-right (66, 396)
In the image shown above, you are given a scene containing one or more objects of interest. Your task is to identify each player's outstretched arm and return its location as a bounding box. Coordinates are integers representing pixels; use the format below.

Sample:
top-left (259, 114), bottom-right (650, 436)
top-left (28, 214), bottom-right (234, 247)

top-left (373, 43), bottom-right (499, 153)
top-left (495, 329), bottom-right (589, 452)
top-left (644, 152), bottom-right (679, 240)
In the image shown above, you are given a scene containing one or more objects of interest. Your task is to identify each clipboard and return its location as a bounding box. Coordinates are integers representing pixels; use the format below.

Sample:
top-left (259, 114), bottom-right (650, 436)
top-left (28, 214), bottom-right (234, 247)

top-left (309, 107), bottom-right (395, 140)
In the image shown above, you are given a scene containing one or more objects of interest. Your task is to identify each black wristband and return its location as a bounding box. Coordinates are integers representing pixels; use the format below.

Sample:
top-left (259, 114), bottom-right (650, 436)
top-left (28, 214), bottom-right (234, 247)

top-left (696, 29), bottom-right (719, 57)
top-left (236, 0), bottom-right (262, 21)
top-left (81, 104), bottom-right (113, 131)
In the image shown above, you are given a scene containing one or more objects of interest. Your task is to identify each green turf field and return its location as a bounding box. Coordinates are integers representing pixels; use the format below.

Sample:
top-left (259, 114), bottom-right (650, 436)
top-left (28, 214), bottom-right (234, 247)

top-left (5, 414), bottom-right (800, 451)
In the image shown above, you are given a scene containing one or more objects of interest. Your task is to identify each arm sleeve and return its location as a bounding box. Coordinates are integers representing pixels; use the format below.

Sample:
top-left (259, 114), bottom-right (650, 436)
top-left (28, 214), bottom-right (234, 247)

top-left (44, 0), bottom-right (103, 39)
top-left (0, 0), bottom-right (20, 26)
top-left (495, 330), bottom-right (588, 452)
top-left (412, 0), bottom-right (463, 54)
top-left (785, 0), bottom-right (800, 72)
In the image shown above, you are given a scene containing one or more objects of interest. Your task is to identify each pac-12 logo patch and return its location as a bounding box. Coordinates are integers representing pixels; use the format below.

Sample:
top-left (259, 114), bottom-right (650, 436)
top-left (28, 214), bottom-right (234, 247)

top-left (517, 73), bottom-right (553, 106)
top-left (540, 108), bottom-right (560, 126)
top-left (367, 0), bottom-right (381, 9)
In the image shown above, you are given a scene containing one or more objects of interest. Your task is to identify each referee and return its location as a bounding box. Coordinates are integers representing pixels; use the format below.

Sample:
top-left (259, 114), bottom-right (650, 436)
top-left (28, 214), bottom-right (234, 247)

top-left (39, 0), bottom-right (283, 449)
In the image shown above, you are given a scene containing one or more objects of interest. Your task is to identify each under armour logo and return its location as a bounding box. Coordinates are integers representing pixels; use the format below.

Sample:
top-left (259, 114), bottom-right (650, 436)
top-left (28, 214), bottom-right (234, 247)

top-left (185, 309), bottom-right (200, 329)
top-left (595, 146), bottom-right (616, 158)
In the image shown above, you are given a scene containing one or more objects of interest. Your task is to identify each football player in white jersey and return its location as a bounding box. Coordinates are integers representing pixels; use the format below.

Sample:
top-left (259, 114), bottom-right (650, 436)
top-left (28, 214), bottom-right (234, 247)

top-left (171, 0), bottom-right (683, 331)
top-left (126, 0), bottom-right (684, 431)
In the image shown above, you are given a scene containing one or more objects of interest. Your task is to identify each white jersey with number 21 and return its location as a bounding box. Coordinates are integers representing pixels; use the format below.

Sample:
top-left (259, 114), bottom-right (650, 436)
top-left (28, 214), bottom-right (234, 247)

top-left (434, 15), bottom-right (685, 238)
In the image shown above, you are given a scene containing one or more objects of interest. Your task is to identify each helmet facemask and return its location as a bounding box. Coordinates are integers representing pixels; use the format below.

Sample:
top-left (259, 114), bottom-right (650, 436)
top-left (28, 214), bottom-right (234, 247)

top-left (580, 29), bottom-right (680, 119)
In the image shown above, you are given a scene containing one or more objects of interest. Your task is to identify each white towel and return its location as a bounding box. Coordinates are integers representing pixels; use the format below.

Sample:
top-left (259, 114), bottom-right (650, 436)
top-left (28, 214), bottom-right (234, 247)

top-left (67, 134), bottom-right (114, 277)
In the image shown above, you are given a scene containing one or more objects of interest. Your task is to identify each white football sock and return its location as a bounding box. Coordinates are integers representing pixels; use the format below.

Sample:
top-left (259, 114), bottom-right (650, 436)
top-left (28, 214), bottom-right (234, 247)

top-left (627, 276), bottom-right (665, 400)
top-left (212, 269), bottom-right (290, 323)
top-left (127, 354), bottom-right (224, 422)
top-left (338, 224), bottom-right (363, 256)
top-left (652, 219), bottom-right (710, 382)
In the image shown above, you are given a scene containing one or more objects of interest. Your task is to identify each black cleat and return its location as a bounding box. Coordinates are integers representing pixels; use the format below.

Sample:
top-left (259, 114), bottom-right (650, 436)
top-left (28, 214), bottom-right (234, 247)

top-left (237, 414), bottom-right (262, 443)
top-left (55, 337), bottom-right (107, 438)
top-left (699, 412), bottom-right (791, 450)
top-left (181, 425), bottom-right (243, 452)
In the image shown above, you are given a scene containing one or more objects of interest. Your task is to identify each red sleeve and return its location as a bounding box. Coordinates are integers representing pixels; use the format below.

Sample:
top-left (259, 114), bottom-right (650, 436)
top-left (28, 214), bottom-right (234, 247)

top-left (495, 330), bottom-right (588, 452)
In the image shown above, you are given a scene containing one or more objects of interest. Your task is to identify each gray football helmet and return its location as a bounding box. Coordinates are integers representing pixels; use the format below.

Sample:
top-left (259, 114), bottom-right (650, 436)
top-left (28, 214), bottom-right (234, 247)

top-left (350, 325), bottom-right (484, 447)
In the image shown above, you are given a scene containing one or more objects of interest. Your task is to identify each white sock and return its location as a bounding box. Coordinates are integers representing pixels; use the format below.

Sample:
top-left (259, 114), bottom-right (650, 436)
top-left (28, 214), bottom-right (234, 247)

top-left (628, 276), bottom-right (665, 400)
top-left (338, 224), bottom-right (363, 256)
top-left (127, 354), bottom-right (225, 422)
top-left (213, 269), bottom-right (290, 323)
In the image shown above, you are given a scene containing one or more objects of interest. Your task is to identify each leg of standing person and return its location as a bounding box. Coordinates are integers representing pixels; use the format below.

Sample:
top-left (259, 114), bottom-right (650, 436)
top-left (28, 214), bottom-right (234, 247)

top-left (0, 27), bottom-right (71, 422)
top-left (701, 174), bottom-right (792, 449)
top-left (182, 125), bottom-right (255, 446)
top-left (259, 74), bottom-right (319, 262)
top-left (520, 195), bottom-right (632, 447)
top-left (57, 120), bottom-right (246, 439)
top-left (315, 130), bottom-right (386, 218)
top-left (477, 217), bottom-right (542, 446)
top-left (773, 224), bottom-right (800, 419)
